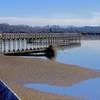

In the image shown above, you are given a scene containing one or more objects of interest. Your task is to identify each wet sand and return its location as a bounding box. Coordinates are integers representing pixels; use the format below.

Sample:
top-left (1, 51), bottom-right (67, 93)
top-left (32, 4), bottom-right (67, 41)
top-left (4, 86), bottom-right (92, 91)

top-left (0, 55), bottom-right (100, 100)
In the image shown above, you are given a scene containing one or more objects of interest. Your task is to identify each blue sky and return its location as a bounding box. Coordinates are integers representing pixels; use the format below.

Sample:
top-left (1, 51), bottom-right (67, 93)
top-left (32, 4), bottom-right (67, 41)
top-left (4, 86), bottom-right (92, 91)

top-left (0, 0), bottom-right (100, 26)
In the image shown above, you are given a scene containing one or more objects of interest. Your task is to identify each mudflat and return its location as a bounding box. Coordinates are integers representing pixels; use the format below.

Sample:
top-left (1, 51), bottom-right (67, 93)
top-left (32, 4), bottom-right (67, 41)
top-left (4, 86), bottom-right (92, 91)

top-left (0, 55), bottom-right (100, 100)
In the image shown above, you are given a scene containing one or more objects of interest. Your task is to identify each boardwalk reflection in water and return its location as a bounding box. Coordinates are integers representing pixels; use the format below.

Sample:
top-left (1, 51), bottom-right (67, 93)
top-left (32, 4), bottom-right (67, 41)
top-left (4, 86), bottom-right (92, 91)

top-left (20, 43), bottom-right (81, 60)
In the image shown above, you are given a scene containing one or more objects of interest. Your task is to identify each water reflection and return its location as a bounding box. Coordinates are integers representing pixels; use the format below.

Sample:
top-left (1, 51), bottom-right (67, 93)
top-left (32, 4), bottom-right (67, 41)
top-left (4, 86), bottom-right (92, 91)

top-left (20, 43), bottom-right (81, 60)
top-left (24, 78), bottom-right (100, 100)
top-left (21, 40), bottom-right (100, 70)
top-left (56, 40), bottom-right (100, 70)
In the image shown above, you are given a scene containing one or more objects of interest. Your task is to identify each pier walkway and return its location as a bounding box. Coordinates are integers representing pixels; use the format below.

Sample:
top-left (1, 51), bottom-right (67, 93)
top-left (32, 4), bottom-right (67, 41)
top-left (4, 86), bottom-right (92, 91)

top-left (0, 33), bottom-right (81, 55)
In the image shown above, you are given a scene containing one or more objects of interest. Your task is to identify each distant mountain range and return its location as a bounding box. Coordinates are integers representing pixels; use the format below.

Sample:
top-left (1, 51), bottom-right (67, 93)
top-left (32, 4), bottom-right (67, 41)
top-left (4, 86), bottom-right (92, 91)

top-left (0, 23), bottom-right (100, 34)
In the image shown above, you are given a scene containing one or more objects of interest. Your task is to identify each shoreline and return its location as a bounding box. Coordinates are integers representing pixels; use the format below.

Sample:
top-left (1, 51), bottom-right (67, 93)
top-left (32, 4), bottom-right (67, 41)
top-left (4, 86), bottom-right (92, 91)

top-left (0, 55), bottom-right (100, 100)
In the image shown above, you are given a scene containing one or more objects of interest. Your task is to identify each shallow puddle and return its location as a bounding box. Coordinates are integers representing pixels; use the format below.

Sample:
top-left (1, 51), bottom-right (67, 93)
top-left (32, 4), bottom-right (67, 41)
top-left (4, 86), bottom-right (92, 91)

top-left (24, 78), bottom-right (100, 100)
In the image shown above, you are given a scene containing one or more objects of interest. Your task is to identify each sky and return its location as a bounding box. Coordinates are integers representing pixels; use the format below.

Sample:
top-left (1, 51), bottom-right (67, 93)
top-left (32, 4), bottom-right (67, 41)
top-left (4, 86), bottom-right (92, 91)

top-left (0, 0), bottom-right (100, 26)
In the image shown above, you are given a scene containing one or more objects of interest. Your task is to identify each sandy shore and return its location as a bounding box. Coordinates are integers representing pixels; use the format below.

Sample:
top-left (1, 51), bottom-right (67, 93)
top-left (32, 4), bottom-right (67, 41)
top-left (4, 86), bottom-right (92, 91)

top-left (0, 55), bottom-right (100, 100)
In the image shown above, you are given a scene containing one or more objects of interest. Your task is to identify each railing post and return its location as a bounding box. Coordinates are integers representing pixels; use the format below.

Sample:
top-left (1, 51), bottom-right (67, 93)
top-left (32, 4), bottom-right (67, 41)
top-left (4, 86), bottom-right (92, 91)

top-left (3, 38), bottom-right (6, 53)
top-left (0, 39), bottom-right (2, 53)
top-left (8, 38), bottom-right (11, 52)
top-left (13, 38), bottom-right (16, 52)
top-left (17, 38), bottom-right (20, 51)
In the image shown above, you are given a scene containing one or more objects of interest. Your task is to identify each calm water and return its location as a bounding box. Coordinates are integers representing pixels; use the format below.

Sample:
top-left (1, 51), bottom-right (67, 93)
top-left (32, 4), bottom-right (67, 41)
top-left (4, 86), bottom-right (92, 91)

top-left (22, 40), bottom-right (100, 70)
top-left (24, 78), bottom-right (100, 100)
top-left (56, 40), bottom-right (100, 70)
top-left (24, 40), bottom-right (100, 100)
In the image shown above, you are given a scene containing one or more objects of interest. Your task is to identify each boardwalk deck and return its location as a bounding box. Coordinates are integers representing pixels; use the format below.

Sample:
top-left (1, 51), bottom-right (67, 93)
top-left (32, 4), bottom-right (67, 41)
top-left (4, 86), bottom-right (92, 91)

top-left (0, 33), bottom-right (81, 55)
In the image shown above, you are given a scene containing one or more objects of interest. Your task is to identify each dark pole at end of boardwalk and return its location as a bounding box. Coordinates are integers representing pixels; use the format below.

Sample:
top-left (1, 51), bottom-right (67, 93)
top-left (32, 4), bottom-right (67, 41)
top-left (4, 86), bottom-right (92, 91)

top-left (45, 45), bottom-right (56, 60)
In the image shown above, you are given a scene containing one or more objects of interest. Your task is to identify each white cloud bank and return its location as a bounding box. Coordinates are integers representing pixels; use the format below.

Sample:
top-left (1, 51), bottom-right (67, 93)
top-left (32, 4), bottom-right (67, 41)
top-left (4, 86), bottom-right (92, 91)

top-left (0, 16), bottom-right (100, 26)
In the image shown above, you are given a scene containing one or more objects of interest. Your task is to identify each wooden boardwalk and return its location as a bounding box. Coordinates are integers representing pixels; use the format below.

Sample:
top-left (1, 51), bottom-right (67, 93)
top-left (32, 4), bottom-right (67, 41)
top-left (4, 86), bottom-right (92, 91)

top-left (0, 33), bottom-right (81, 55)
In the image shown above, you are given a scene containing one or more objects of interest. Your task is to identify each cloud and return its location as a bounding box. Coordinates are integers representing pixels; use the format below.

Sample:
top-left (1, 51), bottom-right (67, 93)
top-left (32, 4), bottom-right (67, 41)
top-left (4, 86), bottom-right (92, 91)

top-left (0, 16), bottom-right (100, 26)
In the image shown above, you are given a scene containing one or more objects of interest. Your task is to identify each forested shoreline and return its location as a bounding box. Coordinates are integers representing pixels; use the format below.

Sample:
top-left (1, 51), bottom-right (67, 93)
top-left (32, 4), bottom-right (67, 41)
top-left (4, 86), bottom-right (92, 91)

top-left (0, 23), bottom-right (100, 34)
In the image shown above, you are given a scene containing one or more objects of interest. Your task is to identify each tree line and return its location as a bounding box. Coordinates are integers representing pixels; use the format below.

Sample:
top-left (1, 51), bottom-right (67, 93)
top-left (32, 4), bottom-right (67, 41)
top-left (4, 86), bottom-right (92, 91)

top-left (0, 23), bottom-right (100, 34)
